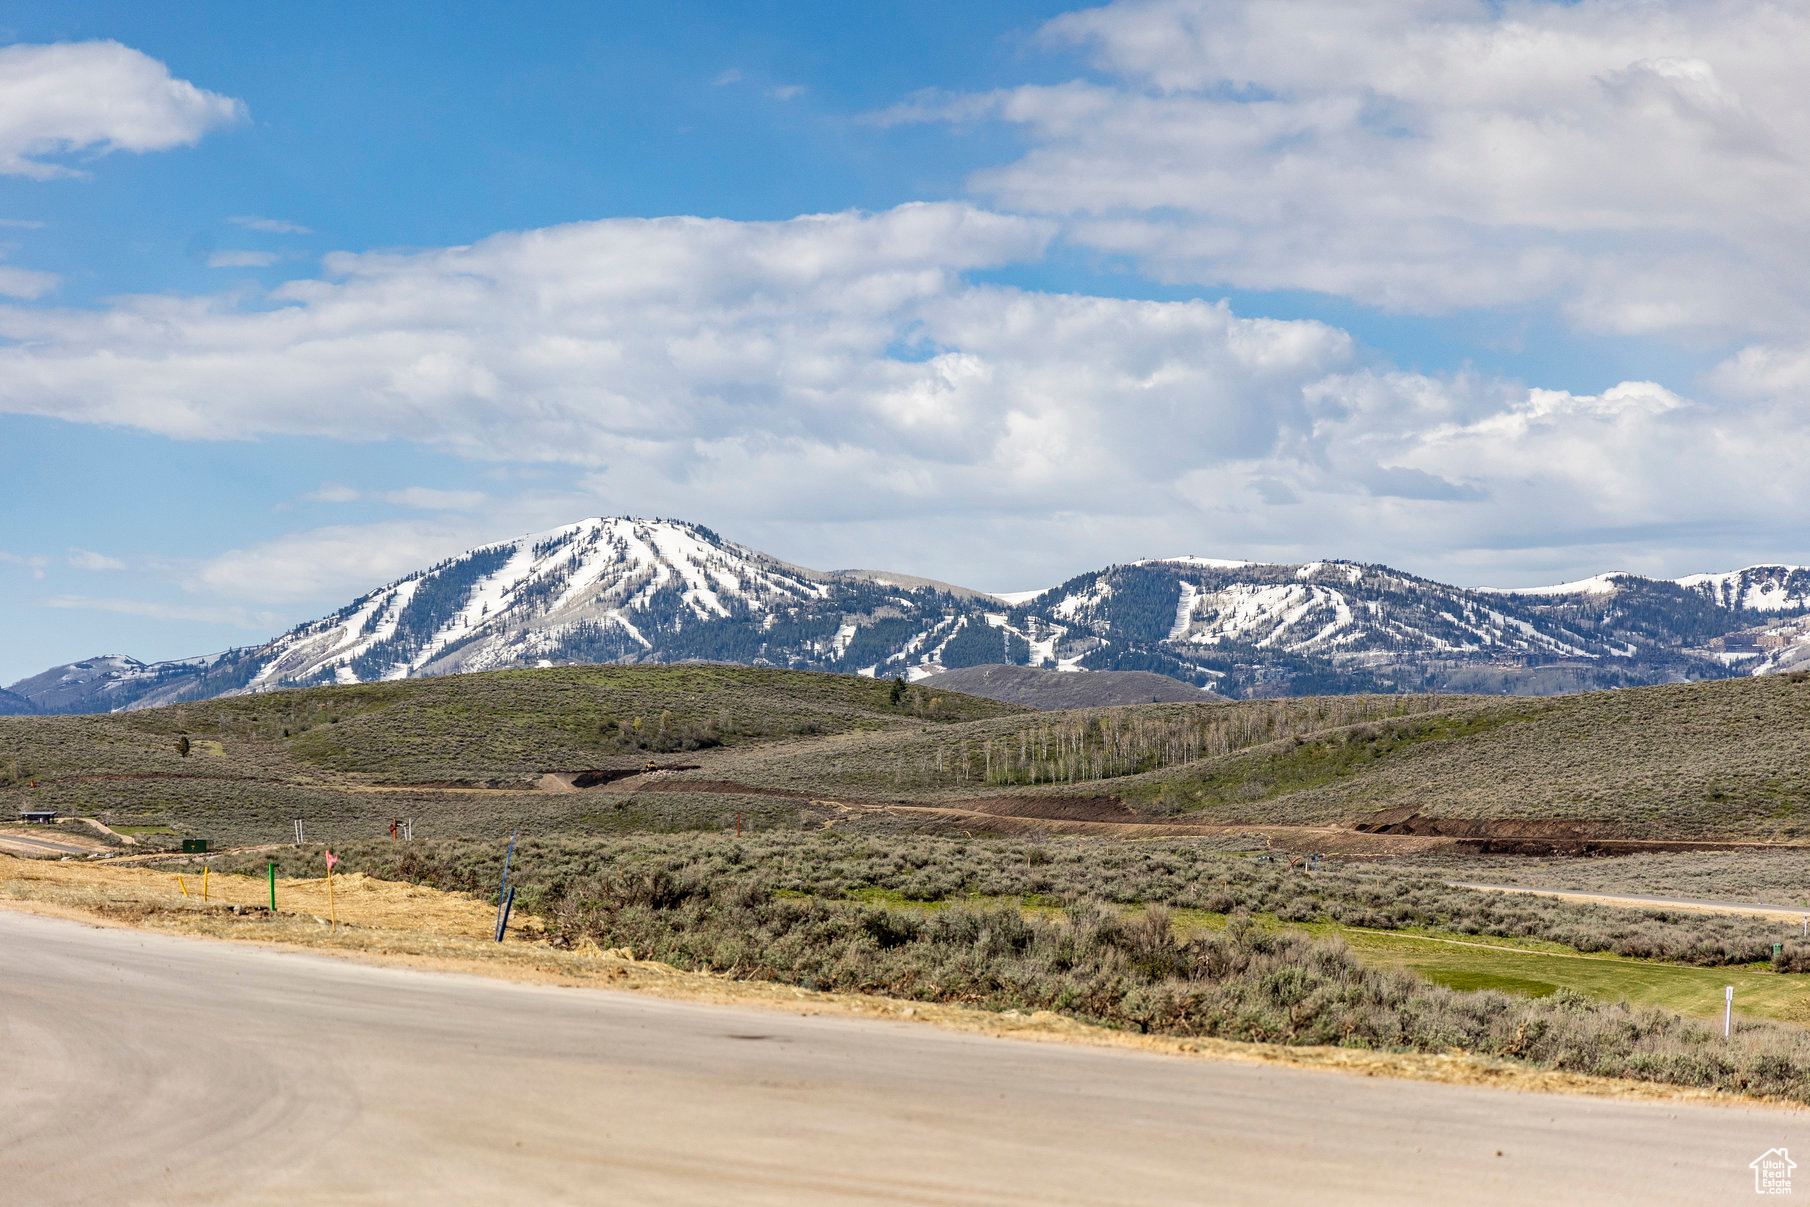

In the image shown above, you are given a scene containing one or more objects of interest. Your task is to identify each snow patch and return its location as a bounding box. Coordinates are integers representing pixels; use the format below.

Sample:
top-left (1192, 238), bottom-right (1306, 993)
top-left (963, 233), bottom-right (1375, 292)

top-left (1167, 581), bottom-right (1198, 641)
top-left (1476, 574), bottom-right (1626, 598)
top-left (831, 621), bottom-right (859, 659)
top-left (1675, 566), bottom-right (1810, 612)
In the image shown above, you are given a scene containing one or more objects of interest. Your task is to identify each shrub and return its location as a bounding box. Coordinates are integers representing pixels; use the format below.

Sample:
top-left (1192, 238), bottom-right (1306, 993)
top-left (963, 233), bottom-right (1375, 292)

top-left (208, 832), bottom-right (1810, 1101)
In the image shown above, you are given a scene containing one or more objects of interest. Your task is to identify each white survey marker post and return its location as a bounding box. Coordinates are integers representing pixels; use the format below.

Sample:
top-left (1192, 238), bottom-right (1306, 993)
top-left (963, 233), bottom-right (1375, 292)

top-left (1726, 985), bottom-right (1734, 1038)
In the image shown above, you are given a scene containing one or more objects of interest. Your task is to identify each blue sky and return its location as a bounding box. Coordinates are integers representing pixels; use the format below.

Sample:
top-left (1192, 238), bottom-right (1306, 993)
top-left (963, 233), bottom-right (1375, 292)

top-left (3, 0), bottom-right (1808, 683)
top-left (6, 2), bottom-right (1073, 290)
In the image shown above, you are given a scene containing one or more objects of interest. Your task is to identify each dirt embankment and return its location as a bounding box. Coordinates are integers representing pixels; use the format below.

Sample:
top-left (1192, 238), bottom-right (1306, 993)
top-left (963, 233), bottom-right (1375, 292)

top-left (535, 766), bottom-right (707, 792)
top-left (1353, 808), bottom-right (1783, 856)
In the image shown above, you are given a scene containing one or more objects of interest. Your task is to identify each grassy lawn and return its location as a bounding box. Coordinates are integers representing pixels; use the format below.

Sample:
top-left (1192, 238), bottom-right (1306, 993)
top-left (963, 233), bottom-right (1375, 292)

top-left (1335, 925), bottom-right (1810, 1025)
top-left (811, 888), bottom-right (1810, 1026)
top-left (1124, 904), bottom-right (1810, 1025)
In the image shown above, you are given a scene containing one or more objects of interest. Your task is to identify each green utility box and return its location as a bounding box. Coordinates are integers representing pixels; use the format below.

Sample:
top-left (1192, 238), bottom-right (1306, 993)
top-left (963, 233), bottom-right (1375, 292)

top-left (181, 839), bottom-right (209, 854)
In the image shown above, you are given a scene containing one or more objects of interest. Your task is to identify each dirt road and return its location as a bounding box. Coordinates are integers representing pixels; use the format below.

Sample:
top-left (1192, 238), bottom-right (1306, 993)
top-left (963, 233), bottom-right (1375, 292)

top-left (0, 911), bottom-right (1797, 1205)
top-left (1454, 880), bottom-right (1810, 920)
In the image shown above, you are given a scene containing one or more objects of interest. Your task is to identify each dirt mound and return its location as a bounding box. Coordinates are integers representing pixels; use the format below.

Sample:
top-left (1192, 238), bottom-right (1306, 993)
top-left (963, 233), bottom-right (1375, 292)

top-left (1453, 837), bottom-right (1761, 856)
top-left (1356, 812), bottom-right (1607, 839)
top-left (569, 765), bottom-right (700, 789)
top-left (1353, 810), bottom-right (1763, 855)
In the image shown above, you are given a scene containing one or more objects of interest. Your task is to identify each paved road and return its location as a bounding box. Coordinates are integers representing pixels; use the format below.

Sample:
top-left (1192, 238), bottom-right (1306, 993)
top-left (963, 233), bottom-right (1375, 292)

top-left (0, 831), bottom-right (94, 856)
top-left (1455, 881), bottom-right (1810, 920)
top-left (0, 910), bottom-right (1798, 1205)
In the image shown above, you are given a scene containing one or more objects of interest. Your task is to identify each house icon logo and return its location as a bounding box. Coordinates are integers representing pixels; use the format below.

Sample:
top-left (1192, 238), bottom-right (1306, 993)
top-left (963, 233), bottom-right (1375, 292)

top-left (1751, 1148), bottom-right (1796, 1194)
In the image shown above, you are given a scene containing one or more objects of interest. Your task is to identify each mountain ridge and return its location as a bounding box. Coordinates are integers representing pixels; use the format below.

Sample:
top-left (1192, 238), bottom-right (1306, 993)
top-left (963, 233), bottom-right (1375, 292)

top-left (9, 516), bottom-right (1810, 715)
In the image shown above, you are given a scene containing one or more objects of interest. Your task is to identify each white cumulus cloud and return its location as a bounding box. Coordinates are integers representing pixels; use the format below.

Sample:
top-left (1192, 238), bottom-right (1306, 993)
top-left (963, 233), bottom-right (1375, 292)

top-left (0, 259), bottom-right (56, 298)
top-left (0, 203), bottom-right (1055, 454)
top-left (0, 41), bottom-right (245, 179)
top-left (193, 519), bottom-right (530, 604)
top-left (0, 200), bottom-right (1801, 596)
top-left (885, 0), bottom-right (1810, 340)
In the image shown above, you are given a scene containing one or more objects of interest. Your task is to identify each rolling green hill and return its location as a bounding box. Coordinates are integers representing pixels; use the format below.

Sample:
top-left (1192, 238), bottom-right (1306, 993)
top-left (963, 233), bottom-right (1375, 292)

top-left (0, 665), bottom-right (1021, 845)
top-left (674, 673), bottom-right (1810, 842)
top-left (6, 664), bottom-right (1810, 846)
top-left (1122, 673), bottom-right (1810, 839)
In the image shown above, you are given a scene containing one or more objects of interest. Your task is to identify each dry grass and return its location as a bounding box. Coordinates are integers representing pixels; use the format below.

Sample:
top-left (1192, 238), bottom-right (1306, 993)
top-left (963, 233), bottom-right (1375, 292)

top-left (0, 854), bottom-right (502, 938)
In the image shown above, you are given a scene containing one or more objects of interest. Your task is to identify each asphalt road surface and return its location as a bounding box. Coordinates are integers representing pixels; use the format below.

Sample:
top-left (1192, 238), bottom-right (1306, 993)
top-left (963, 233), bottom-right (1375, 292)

top-left (0, 832), bottom-right (95, 856)
top-left (0, 910), bottom-right (1798, 1205)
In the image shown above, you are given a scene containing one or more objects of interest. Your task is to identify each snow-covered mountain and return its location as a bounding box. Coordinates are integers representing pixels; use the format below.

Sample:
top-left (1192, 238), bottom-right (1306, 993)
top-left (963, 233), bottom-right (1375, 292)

top-left (251, 518), bottom-right (835, 687)
top-left (4, 652), bottom-right (240, 715)
top-left (8, 518), bottom-right (1809, 714)
top-left (992, 557), bottom-right (1788, 696)
top-left (1674, 566), bottom-right (1810, 612)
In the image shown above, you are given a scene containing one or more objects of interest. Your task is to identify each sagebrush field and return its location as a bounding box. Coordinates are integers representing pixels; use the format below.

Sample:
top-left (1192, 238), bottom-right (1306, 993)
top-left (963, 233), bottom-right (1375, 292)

top-left (207, 832), bottom-right (1810, 1102)
top-left (15, 662), bottom-right (1810, 1103)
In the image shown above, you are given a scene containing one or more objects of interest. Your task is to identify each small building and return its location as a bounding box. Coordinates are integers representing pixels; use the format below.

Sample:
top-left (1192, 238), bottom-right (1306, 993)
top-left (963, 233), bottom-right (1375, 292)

top-left (19, 809), bottom-right (58, 824)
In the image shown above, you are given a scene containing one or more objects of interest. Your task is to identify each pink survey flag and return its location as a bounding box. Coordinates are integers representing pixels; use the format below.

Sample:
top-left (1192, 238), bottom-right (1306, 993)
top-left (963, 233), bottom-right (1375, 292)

top-left (325, 849), bottom-right (338, 871)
